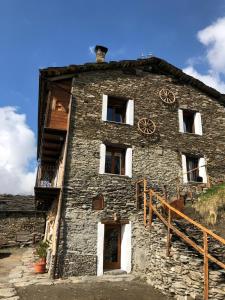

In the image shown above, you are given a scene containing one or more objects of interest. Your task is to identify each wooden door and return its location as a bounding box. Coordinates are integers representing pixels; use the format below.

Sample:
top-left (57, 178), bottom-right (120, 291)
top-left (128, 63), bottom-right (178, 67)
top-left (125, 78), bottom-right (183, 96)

top-left (103, 224), bottom-right (121, 270)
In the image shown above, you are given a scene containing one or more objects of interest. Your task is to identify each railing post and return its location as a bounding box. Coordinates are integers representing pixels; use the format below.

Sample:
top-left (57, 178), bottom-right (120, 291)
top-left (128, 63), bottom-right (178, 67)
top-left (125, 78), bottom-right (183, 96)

top-left (203, 232), bottom-right (209, 300)
top-left (144, 179), bottom-right (147, 227)
top-left (166, 208), bottom-right (172, 256)
top-left (149, 190), bottom-right (153, 227)
top-left (136, 182), bottom-right (140, 209)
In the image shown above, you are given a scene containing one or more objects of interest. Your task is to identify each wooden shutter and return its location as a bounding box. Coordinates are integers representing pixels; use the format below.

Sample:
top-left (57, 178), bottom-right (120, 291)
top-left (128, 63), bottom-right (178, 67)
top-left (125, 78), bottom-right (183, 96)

top-left (198, 157), bottom-right (207, 183)
top-left (99, 143), bottom-right (106, 174)
top-left (194, 112), bottom-right (203, 135)
top-left (126, 100), bottom-right (134, 125)
top-left (102, 94), bottom-right (108, 121)
top-left (178, 109), bottom-right (184, 133)
top-left (125, 148), bottom-right (133, 178)
top-left (181, 154), bottom-right (188, 183)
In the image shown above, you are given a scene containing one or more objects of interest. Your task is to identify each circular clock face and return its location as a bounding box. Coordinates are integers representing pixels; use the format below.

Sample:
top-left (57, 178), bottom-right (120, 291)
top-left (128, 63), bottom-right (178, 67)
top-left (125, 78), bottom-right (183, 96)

top-left (138, 118), bottom-right (156, 135)
top-left (159, 88), bottom-right (176, 104)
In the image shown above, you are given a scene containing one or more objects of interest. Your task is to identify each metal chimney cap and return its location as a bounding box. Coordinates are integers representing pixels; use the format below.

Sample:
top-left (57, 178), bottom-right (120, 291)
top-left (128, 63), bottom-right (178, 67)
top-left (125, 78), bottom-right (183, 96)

top-left (94, 45), bottom-right (108, 54)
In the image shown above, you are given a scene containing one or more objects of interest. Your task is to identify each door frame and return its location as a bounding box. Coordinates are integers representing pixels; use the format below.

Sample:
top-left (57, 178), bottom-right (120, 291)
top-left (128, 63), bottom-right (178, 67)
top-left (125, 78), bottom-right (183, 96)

top-left (103, 223), bottom-right (121, 270)
top-left (97, 221), bottom-right (132, 276)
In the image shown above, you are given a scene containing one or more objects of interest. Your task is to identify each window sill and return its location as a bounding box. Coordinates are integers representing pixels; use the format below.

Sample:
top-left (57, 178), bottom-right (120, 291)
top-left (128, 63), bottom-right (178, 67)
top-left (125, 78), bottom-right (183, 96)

top-left (99, 173), bottom-right (132, 179)
top-left (179, 132), bottom-right (203, 136)
top-left (184, 181), bottom-right (207, 185)
top-left (103, 120), bottom-right (133, 126)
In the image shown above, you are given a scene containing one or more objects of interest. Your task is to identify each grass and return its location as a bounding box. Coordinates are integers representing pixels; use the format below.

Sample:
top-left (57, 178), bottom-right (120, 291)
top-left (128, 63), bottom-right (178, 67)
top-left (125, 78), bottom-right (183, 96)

top-left (194, 183), bottom-right (225, 225)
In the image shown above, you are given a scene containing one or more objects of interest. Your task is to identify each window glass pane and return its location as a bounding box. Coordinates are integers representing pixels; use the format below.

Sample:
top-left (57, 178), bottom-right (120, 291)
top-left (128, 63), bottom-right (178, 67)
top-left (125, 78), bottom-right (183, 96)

top-left (107, 97), bottom-right (127, 123)
top-left (186, 157), bottom-right (199, 181)
top-left (183, 111), bottom-right (195, 133)
top-left (107, 107), bottom-right (114, 122)
top-left (114, 152), bottom-right (121, 174)
top-left (115, 113), bottom-right (122, 123)
top-left (105, 152), bottom-right (112, 173)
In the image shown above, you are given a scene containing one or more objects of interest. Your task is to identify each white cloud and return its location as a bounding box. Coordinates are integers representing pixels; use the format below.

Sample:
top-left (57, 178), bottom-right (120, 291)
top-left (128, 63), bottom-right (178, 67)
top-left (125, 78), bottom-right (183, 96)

top-left (183, 66), bottom-right (225, 93)
top-left (0, 106), bottom-right (36, 195)
top-left (197, 17), bottom-right (225, 74)
top-left (183, 16), bottom-right (225, 93)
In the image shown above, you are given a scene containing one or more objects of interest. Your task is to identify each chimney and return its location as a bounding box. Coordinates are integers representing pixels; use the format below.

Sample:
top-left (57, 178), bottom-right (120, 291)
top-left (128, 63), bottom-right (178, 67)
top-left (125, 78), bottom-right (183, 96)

top-left (95, 45), bottom-right (108, 63)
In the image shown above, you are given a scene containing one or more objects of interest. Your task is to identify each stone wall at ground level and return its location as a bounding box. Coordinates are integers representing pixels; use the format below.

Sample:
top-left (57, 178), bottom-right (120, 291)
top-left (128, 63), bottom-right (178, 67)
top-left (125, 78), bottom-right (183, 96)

top-left (132, 216), bottom-right (225, 300)
top-left (0, 212), bottom-right (45, 247)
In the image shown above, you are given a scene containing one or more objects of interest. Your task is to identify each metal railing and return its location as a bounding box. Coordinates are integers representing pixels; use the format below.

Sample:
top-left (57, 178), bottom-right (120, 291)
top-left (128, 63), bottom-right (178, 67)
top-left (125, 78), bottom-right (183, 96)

top-left (136, 178), bottom-right (225, 300)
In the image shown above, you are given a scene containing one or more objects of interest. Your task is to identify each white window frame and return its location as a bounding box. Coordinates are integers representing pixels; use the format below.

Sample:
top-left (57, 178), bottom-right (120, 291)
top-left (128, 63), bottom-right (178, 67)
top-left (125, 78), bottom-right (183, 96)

top-left (101, 94), bottom-right (134, 125)
top-left (178, 108), bottom-right (203, 135)
top-left (99, 143), bottom-right (132, 178)
top-left (181, 154), bottom-right (207, 184)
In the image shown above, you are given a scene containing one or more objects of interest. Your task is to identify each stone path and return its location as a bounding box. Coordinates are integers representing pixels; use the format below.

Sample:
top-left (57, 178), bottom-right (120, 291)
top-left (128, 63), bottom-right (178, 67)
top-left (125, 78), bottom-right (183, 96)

top-left (0, 248), bottom-right (25, 300)
top-left (0, 248), bottom-right (53, 299)
top-left (0, 247), bottom-right (170, 300)
top-left (0, 248), bottom-right (147, 300)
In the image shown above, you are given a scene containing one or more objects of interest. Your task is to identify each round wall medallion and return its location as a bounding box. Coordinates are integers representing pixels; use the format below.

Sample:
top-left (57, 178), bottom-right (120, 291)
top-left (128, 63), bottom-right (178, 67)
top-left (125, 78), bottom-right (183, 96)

top-left (138, 118), bottom-right (156, 135)
top-left (159, 88), bottom-right (176, 104)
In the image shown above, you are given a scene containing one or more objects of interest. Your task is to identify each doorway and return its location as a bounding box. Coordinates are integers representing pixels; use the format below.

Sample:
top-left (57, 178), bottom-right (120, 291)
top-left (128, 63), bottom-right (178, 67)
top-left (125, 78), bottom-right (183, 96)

top-left (103, 224), bottom-right (121, 270)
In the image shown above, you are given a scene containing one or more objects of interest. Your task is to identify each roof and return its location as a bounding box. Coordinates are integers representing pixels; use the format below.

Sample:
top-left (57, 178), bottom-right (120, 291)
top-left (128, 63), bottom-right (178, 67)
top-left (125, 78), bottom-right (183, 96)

top-left (0, 194), bottom-right (35, 212)
top-left (40, 56), bottom-right (225, 101)
top-left (37, 56), bottom-right (225, 157)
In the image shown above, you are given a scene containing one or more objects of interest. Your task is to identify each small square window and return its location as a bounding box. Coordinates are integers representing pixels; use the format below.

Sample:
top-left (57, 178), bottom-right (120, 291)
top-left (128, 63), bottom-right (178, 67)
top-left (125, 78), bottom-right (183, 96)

top-left (107, 97), bottom-right (127, 123)
top-left (102, 95), bottom-right (134, 125)
top-left (183, 110), bottom-right (195, 133)
top-left (105, 146), bottom-right (125, 175)
top-left (178, 109), bottom-right (203, 135)
top-left (186, 156), bottom-right (199, 182)
top-left (99, 143), bottom-right (133, 177)
top-left (182, 154), bottom-right (207, 183)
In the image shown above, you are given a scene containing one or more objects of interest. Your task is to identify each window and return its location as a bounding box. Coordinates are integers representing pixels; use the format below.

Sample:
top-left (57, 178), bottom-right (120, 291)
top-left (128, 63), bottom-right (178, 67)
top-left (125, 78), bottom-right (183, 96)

top-left (181, 154), bottom-right (207, 183)
top-left (99, 144), bottom-right (133, 177)
top-left (183, 110), bottom-right (195, 133)
top-left (105, 146), bottom-right (125, 175)
top-left (102, 95), bottom-right (134, 125)
top-left (107, 97), bottom-right (126, 123)
top-left (178, 109), bottom-right (202, 135)
top-left (186, 156), bottom-right (199, 182)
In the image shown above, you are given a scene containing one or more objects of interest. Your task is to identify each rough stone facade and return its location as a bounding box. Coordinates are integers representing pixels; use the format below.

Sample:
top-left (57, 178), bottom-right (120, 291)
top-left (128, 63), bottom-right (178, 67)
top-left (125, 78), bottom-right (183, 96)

top-left (0, 195), bottom-right (45, 247)
top-left (132, 216), bottom-right (225, 300)
top-left (55, 67), bottom-right (225, 297)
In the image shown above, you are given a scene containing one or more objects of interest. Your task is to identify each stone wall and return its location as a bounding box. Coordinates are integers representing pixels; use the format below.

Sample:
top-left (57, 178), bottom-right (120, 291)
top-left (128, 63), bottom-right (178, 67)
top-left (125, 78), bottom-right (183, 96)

top-left (132, 216), bottom-right (225, 300)
top-left (57, 68), bottom-right (225, 285)
top-left (0, 195), bottom-right (45, 247)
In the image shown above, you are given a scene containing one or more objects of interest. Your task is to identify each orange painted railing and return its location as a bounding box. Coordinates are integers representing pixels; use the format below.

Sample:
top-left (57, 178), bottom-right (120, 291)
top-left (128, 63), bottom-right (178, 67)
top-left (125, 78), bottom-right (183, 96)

top-left (136, 178), bottom-right (225, 300)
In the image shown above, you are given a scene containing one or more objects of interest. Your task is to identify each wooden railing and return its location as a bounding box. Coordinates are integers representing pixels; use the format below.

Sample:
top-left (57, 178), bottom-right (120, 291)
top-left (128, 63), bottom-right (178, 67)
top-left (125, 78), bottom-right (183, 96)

top-left (35, 164), bottom-right (61, 188)
top-left (136, 178), bottom-right (225, 300)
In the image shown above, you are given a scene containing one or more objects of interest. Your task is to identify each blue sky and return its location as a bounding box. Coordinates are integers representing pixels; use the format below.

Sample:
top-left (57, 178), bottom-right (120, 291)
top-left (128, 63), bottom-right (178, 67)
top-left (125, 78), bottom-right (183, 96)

top-left (1, 0), bottom-right (225, 194)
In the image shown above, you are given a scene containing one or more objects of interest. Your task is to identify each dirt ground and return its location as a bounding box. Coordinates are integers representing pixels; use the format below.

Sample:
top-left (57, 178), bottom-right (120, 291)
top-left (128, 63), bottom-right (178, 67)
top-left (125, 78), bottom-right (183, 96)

top-left (17, 281), bottom-right (171, 300)
top-left (0, 247), bottom-right (25, 283)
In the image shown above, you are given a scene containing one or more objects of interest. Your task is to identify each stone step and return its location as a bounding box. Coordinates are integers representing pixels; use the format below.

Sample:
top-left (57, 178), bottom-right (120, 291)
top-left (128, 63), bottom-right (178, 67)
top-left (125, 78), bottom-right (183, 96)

top-left (103, 269), bottom-right (127, 275)
top-left (69, 274), bottom-right (136, 283)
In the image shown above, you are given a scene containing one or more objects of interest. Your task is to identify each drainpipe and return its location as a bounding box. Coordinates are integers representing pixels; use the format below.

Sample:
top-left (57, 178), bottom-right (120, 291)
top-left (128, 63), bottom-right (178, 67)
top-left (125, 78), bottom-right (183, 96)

top-left (49, 78), bottom-right (74, 279)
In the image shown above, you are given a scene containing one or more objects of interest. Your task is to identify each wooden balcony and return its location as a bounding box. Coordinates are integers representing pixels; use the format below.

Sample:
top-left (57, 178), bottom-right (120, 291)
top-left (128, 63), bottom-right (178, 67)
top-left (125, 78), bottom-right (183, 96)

top-left (40, 88), bottom-right (70, 163)
top-left (41, 127), bottom-right (67, 163)
top-left (47, 110), bottom-right (68, 131)
top-left (35, 164), bottom-right (61, 211)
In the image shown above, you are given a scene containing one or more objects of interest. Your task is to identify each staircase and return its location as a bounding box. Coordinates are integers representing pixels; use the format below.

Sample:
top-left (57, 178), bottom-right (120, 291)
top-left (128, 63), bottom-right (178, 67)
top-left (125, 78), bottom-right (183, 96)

top-left (136, 178), bottom-right (225, 300)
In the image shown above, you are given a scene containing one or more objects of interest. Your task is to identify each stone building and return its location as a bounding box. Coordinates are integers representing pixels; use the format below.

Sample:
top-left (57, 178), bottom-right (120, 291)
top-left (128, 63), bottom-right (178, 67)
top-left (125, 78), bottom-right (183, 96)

top-left (35, 45), bottom-right (225, 279)
top-left (0, 195), bottom-right (45, 247)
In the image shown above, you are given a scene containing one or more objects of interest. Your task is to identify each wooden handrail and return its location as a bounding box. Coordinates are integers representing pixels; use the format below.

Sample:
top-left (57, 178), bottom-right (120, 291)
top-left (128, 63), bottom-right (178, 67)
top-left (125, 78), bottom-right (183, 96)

top-left (150, 189), bottom-right (225, 245)
top-left (137, 178), bottom-right (225, 300)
